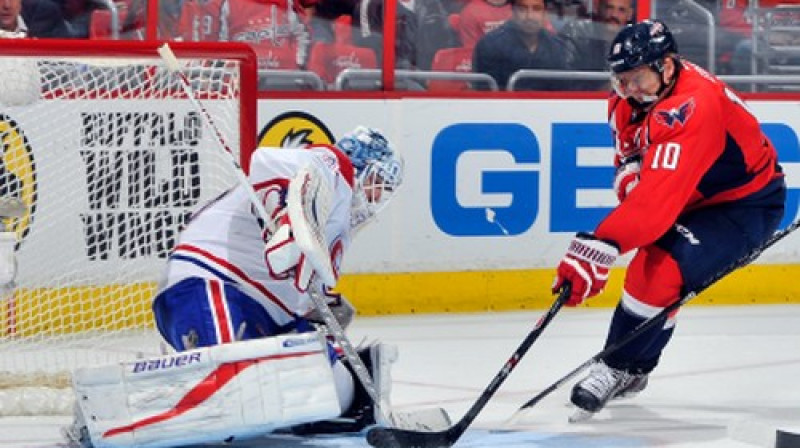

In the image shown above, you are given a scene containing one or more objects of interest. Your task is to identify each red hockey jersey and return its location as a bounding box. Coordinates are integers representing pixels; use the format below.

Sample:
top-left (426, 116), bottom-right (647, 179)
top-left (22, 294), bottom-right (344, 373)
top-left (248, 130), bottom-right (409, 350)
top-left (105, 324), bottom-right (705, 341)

top-left (596, 60), bottom-right (783, 254)
top-left (181, 0), bottom-right (310, 46)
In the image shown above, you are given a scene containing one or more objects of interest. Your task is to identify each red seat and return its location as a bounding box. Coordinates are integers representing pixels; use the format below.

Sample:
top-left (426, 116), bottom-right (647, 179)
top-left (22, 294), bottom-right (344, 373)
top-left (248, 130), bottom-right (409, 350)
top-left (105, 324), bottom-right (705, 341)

top-left (89, 9), bottom-right (116, 39)
top-left (306, 42), bottom-right (377, 85)
top-left (428, 46), bottom-right (474, 91)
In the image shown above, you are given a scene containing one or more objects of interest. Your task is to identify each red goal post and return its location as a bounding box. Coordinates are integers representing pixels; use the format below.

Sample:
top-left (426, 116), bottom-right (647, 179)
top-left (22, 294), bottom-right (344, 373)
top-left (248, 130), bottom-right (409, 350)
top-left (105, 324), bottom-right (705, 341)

top-left (0, 40), bottom-right (257, 415)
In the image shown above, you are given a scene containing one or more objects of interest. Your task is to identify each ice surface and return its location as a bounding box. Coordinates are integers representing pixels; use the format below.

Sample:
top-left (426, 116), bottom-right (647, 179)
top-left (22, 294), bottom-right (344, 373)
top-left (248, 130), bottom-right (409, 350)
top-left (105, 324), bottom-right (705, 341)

top-left (2, 304), bottom-right (798, 448)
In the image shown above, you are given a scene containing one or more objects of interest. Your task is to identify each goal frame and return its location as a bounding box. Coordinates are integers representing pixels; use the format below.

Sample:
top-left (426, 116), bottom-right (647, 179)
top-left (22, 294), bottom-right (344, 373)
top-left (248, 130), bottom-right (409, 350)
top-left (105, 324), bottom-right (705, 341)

top-left (0, 39), bottom-right (259, 415)
top-left (0, 39), bottom-right (258, 172)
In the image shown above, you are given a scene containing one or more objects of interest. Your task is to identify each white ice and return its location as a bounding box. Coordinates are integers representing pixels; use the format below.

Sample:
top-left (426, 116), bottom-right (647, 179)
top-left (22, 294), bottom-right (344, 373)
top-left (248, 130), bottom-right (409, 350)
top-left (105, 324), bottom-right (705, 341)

top-left (2, 304), bottom-right (799, 448)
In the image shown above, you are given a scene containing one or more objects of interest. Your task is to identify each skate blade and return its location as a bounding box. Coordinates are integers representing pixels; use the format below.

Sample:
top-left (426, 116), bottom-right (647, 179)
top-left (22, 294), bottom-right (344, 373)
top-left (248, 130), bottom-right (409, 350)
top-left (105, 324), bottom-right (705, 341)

top-left (568, 408), bottom-right (595, 423)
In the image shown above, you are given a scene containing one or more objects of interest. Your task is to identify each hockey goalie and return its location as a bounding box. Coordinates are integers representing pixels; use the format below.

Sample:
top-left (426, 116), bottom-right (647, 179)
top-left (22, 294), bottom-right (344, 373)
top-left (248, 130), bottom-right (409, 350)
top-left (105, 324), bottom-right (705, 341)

top-left (67, 127), bottom-right (415, 447)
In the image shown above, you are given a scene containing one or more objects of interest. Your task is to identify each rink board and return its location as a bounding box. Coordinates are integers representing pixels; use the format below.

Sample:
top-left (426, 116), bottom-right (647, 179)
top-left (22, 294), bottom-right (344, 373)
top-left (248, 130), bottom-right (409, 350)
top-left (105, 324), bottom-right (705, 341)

top-left (3, 97), bottom-right (798, 324)
top-left (258, 98), bottom-right (800, 314)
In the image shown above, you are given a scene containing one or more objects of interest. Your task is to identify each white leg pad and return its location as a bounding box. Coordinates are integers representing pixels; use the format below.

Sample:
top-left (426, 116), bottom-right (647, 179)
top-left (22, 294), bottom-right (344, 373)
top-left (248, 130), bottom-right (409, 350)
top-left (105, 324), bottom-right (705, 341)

top-left (73, 332), bottom-right (340, 448)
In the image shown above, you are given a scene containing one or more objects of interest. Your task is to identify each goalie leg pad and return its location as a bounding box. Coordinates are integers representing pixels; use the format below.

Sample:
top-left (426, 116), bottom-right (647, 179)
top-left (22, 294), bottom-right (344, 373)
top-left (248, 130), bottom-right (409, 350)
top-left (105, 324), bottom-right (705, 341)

top-left (72, 332), bottom-right (341, 448)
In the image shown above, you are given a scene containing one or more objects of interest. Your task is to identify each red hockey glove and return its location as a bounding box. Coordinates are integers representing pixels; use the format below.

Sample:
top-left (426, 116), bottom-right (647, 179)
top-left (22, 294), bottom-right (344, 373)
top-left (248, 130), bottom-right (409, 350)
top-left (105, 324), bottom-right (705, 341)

top-left (265, 212), bottom-right (315, 292)
top-left (613, 156), bottom-right (641, 202)
top-left (613, 121), bottom-right (642, 160)
top-left (553, 233), bottom-right (619, 306)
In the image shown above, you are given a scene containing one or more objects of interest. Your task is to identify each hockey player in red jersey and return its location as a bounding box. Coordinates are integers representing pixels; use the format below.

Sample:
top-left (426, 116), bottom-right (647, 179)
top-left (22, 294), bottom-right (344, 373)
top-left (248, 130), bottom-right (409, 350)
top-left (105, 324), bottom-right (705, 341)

top-left (552, 19), bottom-right (786, 419)
top-left (180, 0), bottom-right (313, 67)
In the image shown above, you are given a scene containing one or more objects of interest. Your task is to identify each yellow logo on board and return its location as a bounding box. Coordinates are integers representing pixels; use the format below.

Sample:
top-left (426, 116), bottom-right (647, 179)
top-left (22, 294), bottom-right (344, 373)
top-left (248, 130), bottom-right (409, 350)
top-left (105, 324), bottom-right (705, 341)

top-left (258, 111), bottom-right (336, 148)
top-left (0, 114), bottom-right (36, 244)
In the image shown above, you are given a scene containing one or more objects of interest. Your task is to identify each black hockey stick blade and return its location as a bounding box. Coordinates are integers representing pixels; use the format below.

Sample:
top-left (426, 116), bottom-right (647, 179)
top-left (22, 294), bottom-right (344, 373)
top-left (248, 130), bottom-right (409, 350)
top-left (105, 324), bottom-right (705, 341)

top-left (515, 217), bottom-right (800, 413)
top-left (366, 285), bottom-right (572, 448)
top-left (367, 424), bottom-right (457, 448)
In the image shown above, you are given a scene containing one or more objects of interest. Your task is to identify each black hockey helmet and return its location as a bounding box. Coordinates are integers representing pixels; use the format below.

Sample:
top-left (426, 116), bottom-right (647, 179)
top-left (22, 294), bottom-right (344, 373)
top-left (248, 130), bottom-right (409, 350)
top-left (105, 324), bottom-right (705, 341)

top-left (607, 19), bottom-right (678, 74)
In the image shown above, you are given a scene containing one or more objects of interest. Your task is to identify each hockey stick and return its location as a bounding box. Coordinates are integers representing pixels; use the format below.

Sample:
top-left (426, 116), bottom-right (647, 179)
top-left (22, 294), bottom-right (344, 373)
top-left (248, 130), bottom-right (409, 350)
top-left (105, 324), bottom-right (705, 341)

top-left (158, 44), bottom-right (388, 422)
top-left (366, 284), bottom-right (573, 448)
top-left (286, 164), bottom-right (392, 425)
top-left (157, 44), bottom-right (275, 241)
top-left (514, 217), bottom-right (800, 415)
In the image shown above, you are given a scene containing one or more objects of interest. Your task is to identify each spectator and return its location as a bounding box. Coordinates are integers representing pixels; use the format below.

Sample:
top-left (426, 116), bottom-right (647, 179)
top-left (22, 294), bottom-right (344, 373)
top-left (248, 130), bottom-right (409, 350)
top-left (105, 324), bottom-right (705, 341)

top-left (0, 0), bottom-right (77, 38)
top-left (472, 0), bottom-right (574, 90)
top-left (0, 0), bottom-right (27, 37)
top-left (558, 0), bottom-right (634, 89)
top-left (457, 0), bottom-right (512, 48)
top-left (181, 0), bottom-right (315, 67)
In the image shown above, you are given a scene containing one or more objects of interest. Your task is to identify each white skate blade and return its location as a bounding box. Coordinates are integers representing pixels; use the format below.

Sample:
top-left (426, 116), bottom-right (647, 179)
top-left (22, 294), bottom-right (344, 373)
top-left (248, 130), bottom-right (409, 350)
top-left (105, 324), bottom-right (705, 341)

top-left (568, 408), bottom-right (595, 423)
top-left (0, 197), bottom-right (26, 218)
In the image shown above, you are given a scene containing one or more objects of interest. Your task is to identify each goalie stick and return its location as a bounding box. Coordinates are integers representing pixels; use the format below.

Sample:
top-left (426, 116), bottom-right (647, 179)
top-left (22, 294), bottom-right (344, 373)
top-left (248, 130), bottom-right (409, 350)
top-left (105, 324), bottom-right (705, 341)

top-left (287, 164), bottom-right (392, 425)
top-left (366, 284), bottom-right (573, 448)
top-left (513, 217), bottom-right (800, 416)
top-left (157, 44), bottom-right (276, 252)
top-left (158, 44), bottom-right (392, 427)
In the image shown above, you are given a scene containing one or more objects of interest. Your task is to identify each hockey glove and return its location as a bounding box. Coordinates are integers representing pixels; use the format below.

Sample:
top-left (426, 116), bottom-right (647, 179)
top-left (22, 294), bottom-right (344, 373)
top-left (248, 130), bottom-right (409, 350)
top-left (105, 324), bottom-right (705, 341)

top-left (553, 233), bottom-right (619, 306)
top-left (265, 212), bottom-right (315, 292)
top-left (613, 155), bottom-right (641, 202)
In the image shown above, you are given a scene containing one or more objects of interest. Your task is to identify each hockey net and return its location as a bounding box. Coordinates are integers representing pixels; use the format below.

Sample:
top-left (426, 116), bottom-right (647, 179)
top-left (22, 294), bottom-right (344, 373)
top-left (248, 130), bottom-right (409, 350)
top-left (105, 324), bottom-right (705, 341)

top-left (0, 40), bottom-right (257, 415)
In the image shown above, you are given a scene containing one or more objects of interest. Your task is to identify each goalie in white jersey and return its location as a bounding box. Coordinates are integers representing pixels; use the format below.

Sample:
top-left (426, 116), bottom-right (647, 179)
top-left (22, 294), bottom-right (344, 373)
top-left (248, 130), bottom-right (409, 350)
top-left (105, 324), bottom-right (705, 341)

top-left (68, 127), bottom-right (404, 448)
top-left (154, 127), bottom-right (401, 350)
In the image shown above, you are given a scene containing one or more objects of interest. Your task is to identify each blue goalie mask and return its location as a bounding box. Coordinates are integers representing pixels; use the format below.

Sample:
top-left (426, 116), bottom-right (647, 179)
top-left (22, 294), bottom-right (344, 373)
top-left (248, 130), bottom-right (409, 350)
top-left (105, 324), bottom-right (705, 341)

top-left (336, 126), bottom-right (404, 232)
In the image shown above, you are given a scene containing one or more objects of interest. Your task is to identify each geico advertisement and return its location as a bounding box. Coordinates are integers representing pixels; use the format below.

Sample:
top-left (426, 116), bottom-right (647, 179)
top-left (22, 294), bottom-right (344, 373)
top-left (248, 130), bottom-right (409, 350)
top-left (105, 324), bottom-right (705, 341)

top-left (3, 100), bottom-right (240, 285)
top-left (258, 99), bottom-right (800, 273)
top-left (5, 98), bottom-right (798, 284)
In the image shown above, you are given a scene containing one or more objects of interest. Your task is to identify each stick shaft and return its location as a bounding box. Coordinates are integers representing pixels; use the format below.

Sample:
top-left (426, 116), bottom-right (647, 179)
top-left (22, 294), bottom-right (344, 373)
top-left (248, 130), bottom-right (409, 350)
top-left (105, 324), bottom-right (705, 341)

top-left (518, 218), bottom-right (800, 411)
top-left (367, 285), bottom-right (572, 448)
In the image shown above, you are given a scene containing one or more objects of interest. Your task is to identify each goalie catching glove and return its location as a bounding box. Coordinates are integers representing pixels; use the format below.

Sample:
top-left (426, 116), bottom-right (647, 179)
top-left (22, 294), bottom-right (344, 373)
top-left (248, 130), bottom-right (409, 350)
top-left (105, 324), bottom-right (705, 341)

top-left (265, 211), bottom-right (316, 292)
top-left (553, 233), bottom-right (619, 306)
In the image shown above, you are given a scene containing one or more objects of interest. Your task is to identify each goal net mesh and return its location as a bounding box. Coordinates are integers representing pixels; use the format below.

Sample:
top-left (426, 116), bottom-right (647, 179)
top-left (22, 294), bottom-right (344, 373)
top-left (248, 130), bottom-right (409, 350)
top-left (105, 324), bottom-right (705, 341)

top-left (0, 42), bottom-right (254, 415)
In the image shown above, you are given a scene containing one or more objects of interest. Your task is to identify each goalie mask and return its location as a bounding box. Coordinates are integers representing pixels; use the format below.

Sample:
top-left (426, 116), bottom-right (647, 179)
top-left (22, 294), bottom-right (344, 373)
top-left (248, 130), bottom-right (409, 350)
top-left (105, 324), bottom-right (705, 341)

top-left (336, 127), bottom-right (404, 232)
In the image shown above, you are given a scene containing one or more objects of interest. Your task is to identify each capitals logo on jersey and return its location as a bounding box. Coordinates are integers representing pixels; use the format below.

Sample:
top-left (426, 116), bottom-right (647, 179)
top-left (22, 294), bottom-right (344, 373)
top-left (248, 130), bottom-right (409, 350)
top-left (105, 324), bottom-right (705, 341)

top-left (654, 98), bottom-right (696, 129)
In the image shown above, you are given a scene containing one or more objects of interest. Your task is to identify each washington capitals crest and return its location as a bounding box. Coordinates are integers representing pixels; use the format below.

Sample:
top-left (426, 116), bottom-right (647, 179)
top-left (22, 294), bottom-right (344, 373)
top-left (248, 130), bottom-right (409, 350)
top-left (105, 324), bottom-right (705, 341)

top-left (654, 98), bottom-right (696, 128)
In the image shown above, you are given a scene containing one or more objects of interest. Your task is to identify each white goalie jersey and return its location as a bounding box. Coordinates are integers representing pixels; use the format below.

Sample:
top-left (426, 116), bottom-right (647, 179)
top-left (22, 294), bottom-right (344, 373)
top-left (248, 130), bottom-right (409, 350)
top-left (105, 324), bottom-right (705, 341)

top-left (158, 145), bottom-right (355, 325)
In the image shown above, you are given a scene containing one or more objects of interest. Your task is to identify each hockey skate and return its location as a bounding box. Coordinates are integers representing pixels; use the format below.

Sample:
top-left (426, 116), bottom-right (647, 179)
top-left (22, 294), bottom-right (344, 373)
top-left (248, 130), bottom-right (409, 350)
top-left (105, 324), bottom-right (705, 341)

top-left (569, 361), bottom-right (648, 422)
top-left (286, 342), bottom-right (398, 435)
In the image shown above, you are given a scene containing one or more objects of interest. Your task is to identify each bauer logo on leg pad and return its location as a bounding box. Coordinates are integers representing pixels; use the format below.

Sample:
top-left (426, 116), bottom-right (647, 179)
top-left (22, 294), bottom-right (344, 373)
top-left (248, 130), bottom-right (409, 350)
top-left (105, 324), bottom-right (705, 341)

top-left (131, 352), bottom-right (203, 373)
top-left (282, 333), bottom-right (320, 348)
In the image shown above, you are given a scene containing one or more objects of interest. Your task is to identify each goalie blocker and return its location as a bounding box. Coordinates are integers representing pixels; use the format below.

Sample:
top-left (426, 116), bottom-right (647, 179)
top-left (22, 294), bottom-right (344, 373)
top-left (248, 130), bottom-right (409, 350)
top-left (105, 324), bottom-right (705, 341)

top-left (69, 332), bottom-right (343, 448)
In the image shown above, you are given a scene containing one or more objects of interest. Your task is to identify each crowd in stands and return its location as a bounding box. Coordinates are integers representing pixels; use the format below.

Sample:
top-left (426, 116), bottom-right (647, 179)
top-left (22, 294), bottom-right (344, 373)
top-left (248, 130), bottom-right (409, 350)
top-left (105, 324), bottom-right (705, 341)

top-left (2, 0), bottom-right (800, 91)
